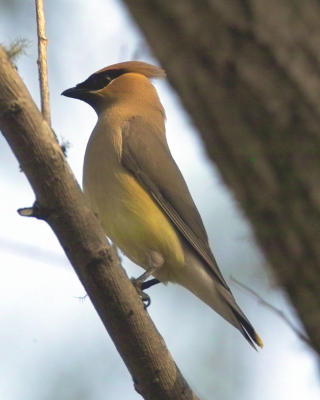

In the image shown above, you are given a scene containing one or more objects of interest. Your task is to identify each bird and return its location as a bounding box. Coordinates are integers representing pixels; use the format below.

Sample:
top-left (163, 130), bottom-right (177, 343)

top-left (62, 61), bottom-right (263, 349)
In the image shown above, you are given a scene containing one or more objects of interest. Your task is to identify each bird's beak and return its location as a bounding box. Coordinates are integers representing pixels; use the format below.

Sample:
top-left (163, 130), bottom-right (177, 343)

top-left (61, 86), bottom-right (85, 99)
top-left (62, 85), bottom-right (99, 108)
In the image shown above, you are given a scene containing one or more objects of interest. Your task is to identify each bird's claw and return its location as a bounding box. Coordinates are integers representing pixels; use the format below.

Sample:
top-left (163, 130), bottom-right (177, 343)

top-left (141, 292), bottom-right (151, 308)
top-left (131, 278), bottom-right (151, 309)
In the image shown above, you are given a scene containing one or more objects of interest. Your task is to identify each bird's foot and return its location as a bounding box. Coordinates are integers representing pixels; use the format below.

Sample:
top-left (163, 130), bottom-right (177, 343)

top-left (131, 277), bottom-right (152, 308)
top-left (130, 254), bottom-right (163, 309)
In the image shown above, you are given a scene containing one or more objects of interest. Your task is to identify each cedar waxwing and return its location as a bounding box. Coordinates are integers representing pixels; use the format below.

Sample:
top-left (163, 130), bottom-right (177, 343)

top-left (62, 61), bottom-right (263, 349)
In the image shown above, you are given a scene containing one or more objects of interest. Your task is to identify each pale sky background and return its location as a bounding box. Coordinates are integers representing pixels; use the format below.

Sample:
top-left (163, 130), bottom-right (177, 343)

top-left (1, 1), bottom-right (320, 399)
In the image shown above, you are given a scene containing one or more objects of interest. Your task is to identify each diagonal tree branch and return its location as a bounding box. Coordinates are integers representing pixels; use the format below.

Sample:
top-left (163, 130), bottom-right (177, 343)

top-left (0, 45), bottom-right (200, 400)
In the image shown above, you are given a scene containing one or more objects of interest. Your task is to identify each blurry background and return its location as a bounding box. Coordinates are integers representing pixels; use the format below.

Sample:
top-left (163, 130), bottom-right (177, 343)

top-left (1, 1), bottom-right (319, 399)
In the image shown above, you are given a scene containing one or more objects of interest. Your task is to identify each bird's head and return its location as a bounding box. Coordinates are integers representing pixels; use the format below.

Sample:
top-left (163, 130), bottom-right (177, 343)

top-left (62, 61), bottom-right (166, 113)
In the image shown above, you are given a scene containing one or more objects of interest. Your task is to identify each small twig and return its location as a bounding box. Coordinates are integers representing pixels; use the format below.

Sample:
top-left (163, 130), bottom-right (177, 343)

top-left (231, 276), bottom-right (314, 349)
top-left (75, 294), bottom-right (88, 302)
top-left (35, 0), bottom-right (51, 125)
top-left (18, 201), bottom-right (52, 220)
top-left (59, 137), bottom-right (71, 157)
top-left (18, 206), bottom-right (35, 217)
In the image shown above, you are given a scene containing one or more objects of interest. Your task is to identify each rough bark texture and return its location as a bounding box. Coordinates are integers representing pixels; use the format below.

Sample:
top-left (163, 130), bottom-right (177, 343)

top-left (122, 0), bottom-right (320, 353)
top-left (0, 46), bottom-right (200, 400)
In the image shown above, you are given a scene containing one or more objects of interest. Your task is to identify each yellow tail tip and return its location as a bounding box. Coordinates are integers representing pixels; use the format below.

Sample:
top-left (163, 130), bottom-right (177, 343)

top-left (255, 332), bottom-right (264, 348)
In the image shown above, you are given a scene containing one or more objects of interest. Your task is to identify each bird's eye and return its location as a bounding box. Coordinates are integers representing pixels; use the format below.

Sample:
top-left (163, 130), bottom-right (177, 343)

top-left (89, 74), bottom-right (112, 90)
top-left (77, 73), bottom-right (112, 91)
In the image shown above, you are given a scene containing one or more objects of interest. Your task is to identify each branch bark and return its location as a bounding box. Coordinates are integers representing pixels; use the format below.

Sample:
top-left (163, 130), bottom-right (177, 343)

top-left (122, 0), bottom-right (320, 353)
top-left (0, 46), bottom-right (200, 400)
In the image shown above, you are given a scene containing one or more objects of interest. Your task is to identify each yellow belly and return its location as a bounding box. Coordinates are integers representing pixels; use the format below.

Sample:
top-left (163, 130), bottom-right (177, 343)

top-left (84, 170), bottom-right (185, 283)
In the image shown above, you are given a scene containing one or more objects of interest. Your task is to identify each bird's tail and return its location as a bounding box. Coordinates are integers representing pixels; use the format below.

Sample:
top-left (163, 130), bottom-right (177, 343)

top-left (210, 282), bottom-right (263, 349)
top-left (228, 303), bottom-right (263, 349)
top-left (176, 248), bottom-right (263, 349)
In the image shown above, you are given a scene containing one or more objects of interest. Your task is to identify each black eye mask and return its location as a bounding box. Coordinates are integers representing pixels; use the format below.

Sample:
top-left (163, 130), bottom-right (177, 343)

top-left (76, 69), bottom-right (125, 91)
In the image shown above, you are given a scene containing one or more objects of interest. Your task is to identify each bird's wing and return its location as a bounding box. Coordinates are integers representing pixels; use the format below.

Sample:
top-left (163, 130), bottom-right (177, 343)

top-left (121, 116), bottom-right (229, 290)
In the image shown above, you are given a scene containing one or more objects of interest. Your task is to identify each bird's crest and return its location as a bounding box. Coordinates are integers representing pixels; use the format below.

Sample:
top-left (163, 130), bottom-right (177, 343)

top-left (95, 61), bottom-right (166, 79)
